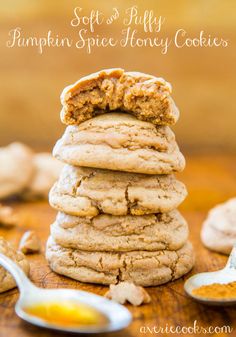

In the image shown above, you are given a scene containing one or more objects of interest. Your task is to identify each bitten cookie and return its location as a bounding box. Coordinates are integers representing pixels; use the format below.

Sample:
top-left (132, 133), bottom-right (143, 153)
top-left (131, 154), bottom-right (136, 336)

top-left (49, 164), bottom-right (187, 217)
top-left (201, 198), bottom-right (236, 254)
top-left (46, 237), bottom-right (194, 286)
top-left (0, 237), bottom-right (30, 293)
top-left (50, 210), bottom-right (189, 252)
top-left (60, 68), bottom-right (179, 126)
top-left (0, 142), bottom-right (34, 199)
top-left (53, 113), bottom-right (185, 174)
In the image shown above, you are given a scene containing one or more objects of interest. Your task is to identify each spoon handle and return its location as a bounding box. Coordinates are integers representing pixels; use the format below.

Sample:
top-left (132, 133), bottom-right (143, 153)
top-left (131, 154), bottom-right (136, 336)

top-left (0, 253), bottom-right (33, 293)
top-left (225, 244), bottom-right (236, 270)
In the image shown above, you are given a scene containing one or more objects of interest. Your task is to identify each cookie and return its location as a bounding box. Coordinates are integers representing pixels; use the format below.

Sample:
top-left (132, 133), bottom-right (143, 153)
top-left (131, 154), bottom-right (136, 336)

top-left (19, 231), bottom-right (41, 254)
top-left (201, 198), bottom-right (236, 254)
top-left (23, 153), bottom-right (63, 199)
top-left (0, 237), bottom-right (30, 293)
top-left (50, 210), bottom-right (189, 252)
top-left (0, 143), bottom-right (34, 199)
top-left (105, 282), bottom-right (151, 306)
top-left (49, 164), bottom-right (187, 217)
top-left (46, 237), bottom-right (194, 286)
top-left (60, 68), bottom-right (179, 126)
top-left (53, 113), bottom-right (185, 174)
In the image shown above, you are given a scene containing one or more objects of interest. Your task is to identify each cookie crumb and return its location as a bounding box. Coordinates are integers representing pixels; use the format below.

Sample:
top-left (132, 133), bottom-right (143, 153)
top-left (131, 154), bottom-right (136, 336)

top-left (105, 281), bottom-right (151, 306)
top-left (0, 204), bottom-right (19, 227)
top-left (19, 230), bottom-right (41, 254)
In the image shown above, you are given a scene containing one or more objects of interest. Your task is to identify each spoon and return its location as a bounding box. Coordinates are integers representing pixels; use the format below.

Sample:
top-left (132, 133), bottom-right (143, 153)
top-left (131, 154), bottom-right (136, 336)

top-left (184, 244), bottom-right (236, 305)
top-left (0, 253), bottom-right (132, 333)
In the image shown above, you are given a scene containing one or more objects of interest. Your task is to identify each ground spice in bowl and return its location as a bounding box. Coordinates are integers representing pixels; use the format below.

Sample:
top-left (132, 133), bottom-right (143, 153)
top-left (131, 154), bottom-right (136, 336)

top-left (192, 281), bottom-right (236, 299)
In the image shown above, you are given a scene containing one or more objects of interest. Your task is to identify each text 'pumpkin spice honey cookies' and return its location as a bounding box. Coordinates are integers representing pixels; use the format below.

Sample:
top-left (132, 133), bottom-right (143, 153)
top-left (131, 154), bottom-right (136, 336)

top-left (46, 69), bottom-right (194, 287)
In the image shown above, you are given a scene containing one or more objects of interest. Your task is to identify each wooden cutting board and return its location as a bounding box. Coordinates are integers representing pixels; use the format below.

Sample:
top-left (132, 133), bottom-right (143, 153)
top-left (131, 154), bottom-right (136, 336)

top-left (0, 155), bottom-right (236, 337)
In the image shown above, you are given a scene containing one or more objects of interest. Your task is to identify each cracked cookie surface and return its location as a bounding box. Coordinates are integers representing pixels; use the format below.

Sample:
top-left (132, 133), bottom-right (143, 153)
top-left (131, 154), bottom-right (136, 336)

top-left (0, 237), bottom-right (30, 292)
top-left (60, 68), bottom-right (179, 126)
top-left (53, 113), bottom-right (185, 174)
top-left (50, 210), bottom-right (189, 252)
top-left (49, 164), bottom-right (187, 217)
top-left (46, 237), bottom-right (194, 286)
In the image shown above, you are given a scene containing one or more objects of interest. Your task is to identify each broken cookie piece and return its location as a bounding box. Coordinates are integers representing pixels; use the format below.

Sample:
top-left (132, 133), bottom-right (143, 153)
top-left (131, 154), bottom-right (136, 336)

top-left (23, 153), bottom-right (63, 200)
top-left (0, 204), bottom-right (19, 227)
top-left (19, 231), bottom-right (41, 254)
top-left (60, 68), bottom-right (179, 126)
top-left (0, 237), bottom-right (30, 292)
top-left (0, 142), bottom-right (34, 199)
top-left (105, 282), bottom-right (151, 306)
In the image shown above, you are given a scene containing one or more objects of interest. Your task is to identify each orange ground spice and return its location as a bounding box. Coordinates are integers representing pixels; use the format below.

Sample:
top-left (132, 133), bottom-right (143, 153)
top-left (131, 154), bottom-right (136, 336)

top-left (192, 281), bottom-right (236, 299)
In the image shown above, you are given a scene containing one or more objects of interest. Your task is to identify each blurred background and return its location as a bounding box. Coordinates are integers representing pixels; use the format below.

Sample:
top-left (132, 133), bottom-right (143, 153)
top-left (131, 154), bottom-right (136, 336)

top-left (0, 0), bottom-right (235, 153)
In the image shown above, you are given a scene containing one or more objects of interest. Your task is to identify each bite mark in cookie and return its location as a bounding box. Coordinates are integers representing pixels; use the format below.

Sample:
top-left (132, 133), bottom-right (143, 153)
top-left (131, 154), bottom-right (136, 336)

top-left (60, 68), bottom-right (179, 126)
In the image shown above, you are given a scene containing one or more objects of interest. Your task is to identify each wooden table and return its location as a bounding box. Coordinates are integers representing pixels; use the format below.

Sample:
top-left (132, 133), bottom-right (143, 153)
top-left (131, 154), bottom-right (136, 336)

top-left (0, 155), bottom-right (236, 337)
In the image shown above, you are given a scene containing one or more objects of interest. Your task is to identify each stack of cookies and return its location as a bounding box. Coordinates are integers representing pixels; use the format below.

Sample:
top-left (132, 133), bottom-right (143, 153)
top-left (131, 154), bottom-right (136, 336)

top-left (46, 69), bottom-right (194, 286)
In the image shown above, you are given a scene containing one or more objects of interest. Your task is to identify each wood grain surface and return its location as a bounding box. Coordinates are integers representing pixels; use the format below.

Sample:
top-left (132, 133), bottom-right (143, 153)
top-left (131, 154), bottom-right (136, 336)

top-left (0, 154), bottom-right (236, 337)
